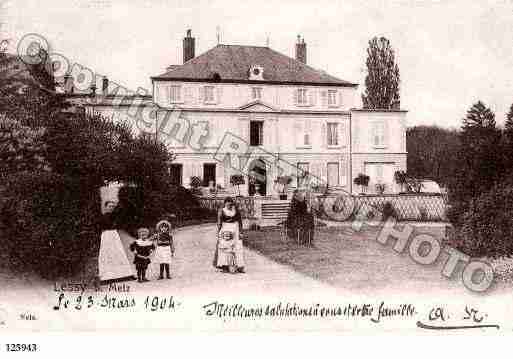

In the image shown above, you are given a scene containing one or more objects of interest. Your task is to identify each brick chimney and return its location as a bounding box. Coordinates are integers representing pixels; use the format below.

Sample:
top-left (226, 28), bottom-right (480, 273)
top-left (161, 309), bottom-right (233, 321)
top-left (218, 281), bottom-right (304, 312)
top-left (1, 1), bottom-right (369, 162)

top-left (183, 29), bottom-right (195, 64)
top-left (295, 35), bottom-right (306, 64)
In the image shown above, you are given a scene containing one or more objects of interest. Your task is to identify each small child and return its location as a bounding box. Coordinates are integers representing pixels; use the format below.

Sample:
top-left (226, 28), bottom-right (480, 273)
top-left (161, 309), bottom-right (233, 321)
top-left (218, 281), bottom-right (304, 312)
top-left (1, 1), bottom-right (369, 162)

top-left (129, 227), bottom-right (155, 283)
top-left (153, 220), bottom-right (175, 280)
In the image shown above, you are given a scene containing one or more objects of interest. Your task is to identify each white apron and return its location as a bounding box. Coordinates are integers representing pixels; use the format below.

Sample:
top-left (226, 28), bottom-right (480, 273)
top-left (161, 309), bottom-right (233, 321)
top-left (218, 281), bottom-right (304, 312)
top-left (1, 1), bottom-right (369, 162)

top-left (154, 245), bottom-right (173, 263)
top-left (98, 230), bottom-right (136, 282)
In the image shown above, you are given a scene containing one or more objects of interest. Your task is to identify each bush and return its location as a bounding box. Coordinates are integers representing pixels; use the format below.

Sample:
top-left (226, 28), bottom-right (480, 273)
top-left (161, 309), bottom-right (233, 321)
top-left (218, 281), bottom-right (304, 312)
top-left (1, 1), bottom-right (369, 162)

top-left (112, 182), bottom-right (215, 232)
top-left (0, 172), bottom-right (100, 278)
top-left (456, 184), bottom-right (513, 258)
top-left (381, 201), bottom-right (397, 220)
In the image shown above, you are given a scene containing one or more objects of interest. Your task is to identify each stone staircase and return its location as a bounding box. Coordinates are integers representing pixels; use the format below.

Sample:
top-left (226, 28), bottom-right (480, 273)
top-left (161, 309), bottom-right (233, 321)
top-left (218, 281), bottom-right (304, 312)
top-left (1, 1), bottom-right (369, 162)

top-left (258, 200), bottom-right (290, 227)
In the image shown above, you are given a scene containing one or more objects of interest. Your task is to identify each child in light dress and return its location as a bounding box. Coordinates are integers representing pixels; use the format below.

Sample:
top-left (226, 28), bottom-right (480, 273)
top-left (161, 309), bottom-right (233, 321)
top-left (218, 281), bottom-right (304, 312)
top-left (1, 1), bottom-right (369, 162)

top-left (152, 220), bottom-right (175, 279)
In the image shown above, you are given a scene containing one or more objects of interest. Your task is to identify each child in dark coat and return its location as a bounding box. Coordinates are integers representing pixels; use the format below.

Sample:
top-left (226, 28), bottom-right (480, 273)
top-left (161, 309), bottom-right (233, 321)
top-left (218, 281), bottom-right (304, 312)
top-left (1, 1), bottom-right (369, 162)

top-left (130, 227), bottom-right (155, 283)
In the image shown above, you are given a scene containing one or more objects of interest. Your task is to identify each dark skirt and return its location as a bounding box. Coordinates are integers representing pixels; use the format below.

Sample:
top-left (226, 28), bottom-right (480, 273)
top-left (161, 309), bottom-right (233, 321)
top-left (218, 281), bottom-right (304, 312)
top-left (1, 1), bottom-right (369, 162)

top-left (133, 256), bottom-right (150, 268)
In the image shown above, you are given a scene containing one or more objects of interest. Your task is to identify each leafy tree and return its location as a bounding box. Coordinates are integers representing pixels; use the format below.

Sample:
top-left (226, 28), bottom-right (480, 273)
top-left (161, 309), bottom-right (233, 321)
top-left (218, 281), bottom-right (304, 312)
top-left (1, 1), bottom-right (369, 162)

top-left (449, 101), bottom-right (503, 223)
top-left (406, 125), bottom-right (460, 187)
top-left (503, 102), bottom-right (513, 168)
top-left (0, 51), bottom-right (65, 128)
top-left (361, 36), bottom-right (400, 109)
top-left (0, 115), bottom-right (48, 178)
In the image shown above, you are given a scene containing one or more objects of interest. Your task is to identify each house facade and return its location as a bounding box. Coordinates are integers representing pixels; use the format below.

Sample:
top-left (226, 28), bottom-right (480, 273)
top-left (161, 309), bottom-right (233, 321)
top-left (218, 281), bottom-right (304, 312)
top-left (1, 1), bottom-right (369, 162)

top-left (64, 30), bottom-right (407, 196)
top-left (150, 31), bottom-right (407, 196)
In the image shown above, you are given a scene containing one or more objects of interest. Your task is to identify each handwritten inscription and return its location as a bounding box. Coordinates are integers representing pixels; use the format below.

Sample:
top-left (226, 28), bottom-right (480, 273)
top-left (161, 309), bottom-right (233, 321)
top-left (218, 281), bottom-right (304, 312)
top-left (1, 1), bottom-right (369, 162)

top-left (202, 301), bottom-right (416, 323)
top-left (52, 293), bottom-right (180, 312)
top-left (417, 305), bottom-right (499, 330)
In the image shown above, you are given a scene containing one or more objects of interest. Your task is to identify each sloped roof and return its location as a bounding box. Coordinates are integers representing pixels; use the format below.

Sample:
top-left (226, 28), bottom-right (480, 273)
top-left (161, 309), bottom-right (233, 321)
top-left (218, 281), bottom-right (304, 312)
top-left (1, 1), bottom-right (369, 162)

top-left (152, 44), bottom-right (357, 87)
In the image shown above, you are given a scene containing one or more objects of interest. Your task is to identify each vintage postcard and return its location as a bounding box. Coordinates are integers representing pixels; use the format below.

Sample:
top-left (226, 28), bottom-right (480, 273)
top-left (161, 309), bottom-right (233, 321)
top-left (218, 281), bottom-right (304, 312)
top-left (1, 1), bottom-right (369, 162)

top-left (1, 0), bottom-right (513, 340)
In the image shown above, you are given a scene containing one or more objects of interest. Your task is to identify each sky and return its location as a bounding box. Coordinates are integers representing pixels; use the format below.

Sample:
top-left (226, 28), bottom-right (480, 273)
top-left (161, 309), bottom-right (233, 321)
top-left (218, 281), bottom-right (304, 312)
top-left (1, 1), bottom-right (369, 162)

top-left (1, 0), bottom-right (513, 128)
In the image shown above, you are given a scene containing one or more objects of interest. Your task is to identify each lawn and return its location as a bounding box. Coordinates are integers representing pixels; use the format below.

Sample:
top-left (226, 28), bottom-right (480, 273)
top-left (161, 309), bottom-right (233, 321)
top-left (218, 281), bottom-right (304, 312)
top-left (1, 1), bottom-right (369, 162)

top-left (243, 224), bottom-right (489, 294)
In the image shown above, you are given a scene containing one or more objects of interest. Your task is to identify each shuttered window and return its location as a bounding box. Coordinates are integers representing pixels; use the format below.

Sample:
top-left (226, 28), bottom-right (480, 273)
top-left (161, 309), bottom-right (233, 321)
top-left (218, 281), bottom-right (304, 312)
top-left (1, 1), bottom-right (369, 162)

top-left (327, 162), bottom-right (339, 187)
top-left (167, 85), bottom-right (182, 103)
top-left (297, 88), bottom-right (308, 105)
top-left (328, 90), bottom-right (338, 106)
top-left (327, 122), bottom-right (339, 146)
top-left (371, 121), bottom-right (387, 147)
top-left (204, 86), bottom-right (215, 103)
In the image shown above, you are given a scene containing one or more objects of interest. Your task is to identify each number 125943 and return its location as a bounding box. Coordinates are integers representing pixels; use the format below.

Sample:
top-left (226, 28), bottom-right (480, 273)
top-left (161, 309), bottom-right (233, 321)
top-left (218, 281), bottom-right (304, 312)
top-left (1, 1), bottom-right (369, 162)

top-left (5, 344), bottom-right (38, 352)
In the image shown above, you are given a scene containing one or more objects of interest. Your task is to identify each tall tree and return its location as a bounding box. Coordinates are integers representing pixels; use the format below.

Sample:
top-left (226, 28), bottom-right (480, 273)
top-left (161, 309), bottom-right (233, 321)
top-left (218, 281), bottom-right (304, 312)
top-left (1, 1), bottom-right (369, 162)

top-left (361, 36), bottom-right (400, 109)
top-left (451, 101), bottom-right (503, 207)
top-left (503, 102), bottom-right (513, 168)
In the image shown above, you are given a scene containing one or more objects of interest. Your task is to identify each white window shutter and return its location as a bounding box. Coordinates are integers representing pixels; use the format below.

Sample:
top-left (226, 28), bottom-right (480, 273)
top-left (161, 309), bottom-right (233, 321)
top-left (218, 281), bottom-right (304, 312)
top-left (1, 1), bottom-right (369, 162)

top-left (185, 86), bottom-right (195, 105)
top-left (199, 86), bottom-right (205, 104)
top-left (216, 162), bottom-right (224, 188)
top-left (384, 120), bottom-right (389, 147)
top-left (371, 122), bottom-right (378, 146)
top-left (340, 156), bottom-right (347, 186)
top-left (338, 91), bottom-right (344, 108)
top-left (216, 86), bottom-right (223, 104)
top-left (207, 120), bottom-right (215, 147)
top-left (321, 162), bottom-right (327, 182)
top-left (321, 91), bottom-right (327, 107)
top-left (353, 120), bottom-right (359, 151)
top-left (293, 88), bottom-right (298, 105)
top-left (339, 123), bottom-right (345, 146)
top-left (308, 90), bottom-right (316, 106)
top-left (166, 86), bottom-right (171, 104)
top-left (321, 122), bottom-right (327, 149)
top-left (294, 119), bottom-right (302, 147)
top-left (240, 118), bottom-right (248, 142)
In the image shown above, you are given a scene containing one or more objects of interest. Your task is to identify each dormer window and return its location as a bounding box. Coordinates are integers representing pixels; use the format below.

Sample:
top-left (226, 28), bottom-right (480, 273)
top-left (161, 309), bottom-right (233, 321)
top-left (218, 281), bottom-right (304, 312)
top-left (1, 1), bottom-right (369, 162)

top-left (251, 87), bottom-right (262, 100)
top-left (249, 65), bottom-right (264, 80)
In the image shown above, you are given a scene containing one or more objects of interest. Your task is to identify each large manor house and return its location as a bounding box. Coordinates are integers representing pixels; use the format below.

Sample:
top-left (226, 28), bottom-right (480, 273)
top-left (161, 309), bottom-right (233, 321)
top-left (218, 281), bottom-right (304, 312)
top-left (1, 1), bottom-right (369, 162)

top-left (67, 30), bottom-right (407, 197)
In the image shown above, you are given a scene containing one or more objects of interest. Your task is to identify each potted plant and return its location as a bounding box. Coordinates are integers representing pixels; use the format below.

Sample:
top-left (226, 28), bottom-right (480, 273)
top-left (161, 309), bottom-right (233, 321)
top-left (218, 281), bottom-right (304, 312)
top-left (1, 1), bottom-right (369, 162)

top-left (407, 177), bottom-right (424, 193)
top-left (229, 174), bottom-right (245, 197)
top-left (394, 170), bottom-right (408, 194)
top-left (375, 183), bottom-right (386, 195)
top-left (354, 173), bottom-right (370, 195)
top-left (275, 175), bottom-right (292, 200)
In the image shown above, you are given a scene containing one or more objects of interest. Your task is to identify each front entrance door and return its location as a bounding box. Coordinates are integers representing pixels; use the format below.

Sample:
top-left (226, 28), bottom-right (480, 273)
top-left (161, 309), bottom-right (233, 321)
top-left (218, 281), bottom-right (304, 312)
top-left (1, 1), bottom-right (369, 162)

top-left (248, 158), bottom-right (267, 196)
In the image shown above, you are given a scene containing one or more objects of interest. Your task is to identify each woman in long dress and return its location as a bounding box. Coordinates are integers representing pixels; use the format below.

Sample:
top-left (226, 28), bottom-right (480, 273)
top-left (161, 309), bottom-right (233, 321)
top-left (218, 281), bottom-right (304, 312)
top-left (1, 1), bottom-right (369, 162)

top-left (98, 201), bottom-right (137, 284)
top-left (286, 190), bottom-right (314, 245)
top-left (213, 197), bottom-right (245, 273)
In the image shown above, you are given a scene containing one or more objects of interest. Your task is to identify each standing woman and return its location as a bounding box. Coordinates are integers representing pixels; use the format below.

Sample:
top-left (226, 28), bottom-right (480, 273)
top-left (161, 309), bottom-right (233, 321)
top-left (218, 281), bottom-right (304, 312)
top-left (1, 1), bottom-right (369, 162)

top-left (213, 197), bottom-right (245, 273)
top-left (98, 201), bottom-right (137, 284)
top-left (287, 190), bottom-right (307, 241)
